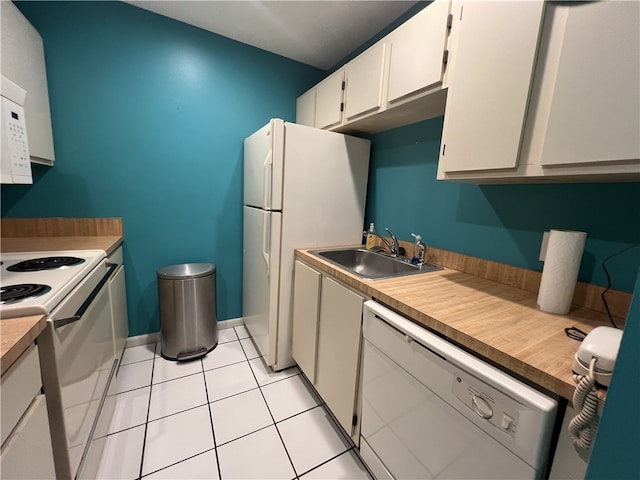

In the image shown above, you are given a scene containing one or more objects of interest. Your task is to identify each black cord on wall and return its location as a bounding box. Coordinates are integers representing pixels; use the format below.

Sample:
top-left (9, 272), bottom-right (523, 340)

top-left (600, 243), bottom-right (640, 329)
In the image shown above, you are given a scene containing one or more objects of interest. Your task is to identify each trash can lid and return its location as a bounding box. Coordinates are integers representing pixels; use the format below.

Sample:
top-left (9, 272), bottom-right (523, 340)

top-left (157, 263), bottom-right (216, 279)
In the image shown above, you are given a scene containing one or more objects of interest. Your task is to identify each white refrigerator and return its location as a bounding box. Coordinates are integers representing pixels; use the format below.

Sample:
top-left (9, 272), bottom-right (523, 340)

top-left (243, 119), bottom-right (370, 371)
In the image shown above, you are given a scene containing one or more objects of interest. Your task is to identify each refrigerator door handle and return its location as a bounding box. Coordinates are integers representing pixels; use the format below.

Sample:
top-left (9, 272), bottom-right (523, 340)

top-left (263, 151), bottom-right (272, 210)
top-left (262, 210), bottom-right (270, 277)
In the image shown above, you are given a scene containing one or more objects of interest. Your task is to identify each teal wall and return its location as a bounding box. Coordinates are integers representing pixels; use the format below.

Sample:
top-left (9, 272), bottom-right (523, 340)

top-left (1, 1), bottom-right (323, 336)
top-left (2, 1), bottom-right (639, 474)
top-left (2, 0), bottom-right (639, 338)
top-left (586, 269), bottom-right (640, 479)
top-left (365, 118), bottom-right (640, 292)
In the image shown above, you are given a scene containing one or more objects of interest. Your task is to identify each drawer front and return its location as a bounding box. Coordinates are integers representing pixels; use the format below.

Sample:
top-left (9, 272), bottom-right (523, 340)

top-left (0, 394), bottom-right (56, 479)
top-left (1, 343), bottom-right (41, 445)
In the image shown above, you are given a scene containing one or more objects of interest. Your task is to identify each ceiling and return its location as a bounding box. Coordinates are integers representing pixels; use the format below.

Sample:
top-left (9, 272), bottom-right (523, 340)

top-left (124, 1), bottom-right (418, 70)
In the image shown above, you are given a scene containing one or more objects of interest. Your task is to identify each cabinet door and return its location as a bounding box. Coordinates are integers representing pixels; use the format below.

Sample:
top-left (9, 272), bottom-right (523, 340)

top-left (387, 0), bottom-right (450, 103)
top-left (0, 395), bottom-right (56, 479)
top-left (439, 1), bottom-right (545, 172)
top-left (344, 42), bottom-right (386, 120)
top-left (109, 264), bottom-right (129, 363)
top-left (0, 1), bottom-right (55, 165)
top-left (540, 1), bottom-right (639, 167)
top-left (296, 88), bottom-right (316, 127)
top-left (291, 261), bottom-right (321, 383)
top-left (315, 69), bottom-right (345, 129)
top-left (0, 343), bottom-right (41, 445)
top-left (315, 276), bottom-right (364, 435)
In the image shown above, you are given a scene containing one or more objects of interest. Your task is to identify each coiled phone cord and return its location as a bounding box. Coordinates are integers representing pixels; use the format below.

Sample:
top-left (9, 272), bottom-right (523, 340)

top-left (569, 357), bottom-right (599, 450)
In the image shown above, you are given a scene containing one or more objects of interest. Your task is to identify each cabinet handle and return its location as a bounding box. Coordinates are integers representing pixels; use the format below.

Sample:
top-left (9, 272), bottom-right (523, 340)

top-left (53, 263), bottom-right (118, 329)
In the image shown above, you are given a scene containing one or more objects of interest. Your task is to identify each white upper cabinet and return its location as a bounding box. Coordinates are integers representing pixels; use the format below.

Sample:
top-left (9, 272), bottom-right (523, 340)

top-left (438, 0), bottom-right (545, 174)
top-left (295, 88), bottom-right (316, 128)
top-left (538, 1), bottom-right (640, 168)
top-left (344, 42), bottom-right (386, 121)
top-left (314, 68), bottom-right (345, 130)
top-left (1, 1), bottom-right (55, 165)
top-left (438, 0), bottom-right (640, 183)
top-left (296, 0), bottom-right (451, 134)
top-left (387, 0), bottom-right (450, 103)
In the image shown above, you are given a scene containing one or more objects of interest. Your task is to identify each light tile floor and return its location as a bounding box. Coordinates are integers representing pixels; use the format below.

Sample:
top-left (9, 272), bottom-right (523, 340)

top-left (94, 325), bottom-right (372, 479)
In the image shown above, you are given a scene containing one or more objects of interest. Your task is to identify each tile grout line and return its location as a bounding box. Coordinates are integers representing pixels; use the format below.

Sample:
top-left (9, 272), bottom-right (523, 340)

top-left (240, 335), bottom-right (300, 479)
top-left (258, 378), bottom-right (300, 479)
top-left (297, 372), bottom-right (354, 448)
top-left (295, 375), bottom-right (373, 479)
top-left (137, 347), bottom-right (221, 478)
top-left (136, 343), bottom-right (158, 479)
top-left (125, 330), bottom-right (361, 479)
top-left (295, 448), bottom-right (354, 478)
top-left (139, 448), bottom-right (218, 479)
top-left (201, 353), bottom-right (224, 480)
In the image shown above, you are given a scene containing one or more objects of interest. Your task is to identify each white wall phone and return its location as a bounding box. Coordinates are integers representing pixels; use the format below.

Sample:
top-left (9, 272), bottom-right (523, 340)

top-left (573, 326), bottom-right (623, 386)
top-left (1, 75), bottom-right (32, 184)
top-left (569, 326), bottom-right (623, 451)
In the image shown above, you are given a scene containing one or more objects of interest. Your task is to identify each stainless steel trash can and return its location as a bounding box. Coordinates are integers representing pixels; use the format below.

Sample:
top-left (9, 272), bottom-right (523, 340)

top-left (157, 263), bottom-right (218, 361)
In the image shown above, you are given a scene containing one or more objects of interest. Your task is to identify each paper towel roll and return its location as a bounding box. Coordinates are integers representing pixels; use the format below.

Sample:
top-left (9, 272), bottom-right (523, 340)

top-left (537, 230), bottom-right (587, 314)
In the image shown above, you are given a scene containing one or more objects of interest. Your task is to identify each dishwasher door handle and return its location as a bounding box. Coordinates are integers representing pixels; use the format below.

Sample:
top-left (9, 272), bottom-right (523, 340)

top-left (53, 263), bottom-right (118, 329)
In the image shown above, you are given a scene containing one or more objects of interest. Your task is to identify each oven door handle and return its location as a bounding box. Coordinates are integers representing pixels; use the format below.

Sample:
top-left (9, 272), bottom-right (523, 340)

top-left (53, 262), bottom-right (119, 329)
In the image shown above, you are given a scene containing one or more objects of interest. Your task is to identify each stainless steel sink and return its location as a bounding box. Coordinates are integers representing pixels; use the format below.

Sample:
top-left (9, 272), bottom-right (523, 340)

top-left (310, 248), bottom-right (442, 280)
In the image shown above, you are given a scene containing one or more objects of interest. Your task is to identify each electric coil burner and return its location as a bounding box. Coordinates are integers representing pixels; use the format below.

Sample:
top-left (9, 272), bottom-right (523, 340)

top-left (0, 283), bottom-right (52, 304)
top-left (7, 256), bottom-right (85, 272)
top-left (0, 250), bottom-right (106, 319)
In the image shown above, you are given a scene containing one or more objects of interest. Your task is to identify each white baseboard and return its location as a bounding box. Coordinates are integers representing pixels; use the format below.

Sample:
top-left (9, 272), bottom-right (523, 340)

top-left (125, 317), bottom-right (245, 348)
top-left (218, 317), bottom-right (246, 329)
top-left (125, 332), bottom-right (161, 348)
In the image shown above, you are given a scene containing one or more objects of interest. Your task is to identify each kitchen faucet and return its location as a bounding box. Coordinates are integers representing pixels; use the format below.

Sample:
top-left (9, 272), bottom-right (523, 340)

top-left (366, 227), bottom-right (400, 257)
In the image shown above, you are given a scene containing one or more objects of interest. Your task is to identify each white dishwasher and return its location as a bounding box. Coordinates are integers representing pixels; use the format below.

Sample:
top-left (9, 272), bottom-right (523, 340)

top-left (360, 301), bottom-right (558, 480)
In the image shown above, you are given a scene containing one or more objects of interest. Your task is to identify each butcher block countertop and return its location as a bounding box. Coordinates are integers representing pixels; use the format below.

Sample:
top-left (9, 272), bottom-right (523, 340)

top-left (0, 217), bottom-right (124, 375)
top-left (295, 246), bottom-right (625, 401)
top-left (1, 235), bottom-right (122, 256)
top-left (0, 316), bottom-right (47, 376)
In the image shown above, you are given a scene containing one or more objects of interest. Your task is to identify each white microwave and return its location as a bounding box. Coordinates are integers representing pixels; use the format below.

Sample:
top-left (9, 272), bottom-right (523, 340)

top-left (1, 75), bottom-right (32, 184)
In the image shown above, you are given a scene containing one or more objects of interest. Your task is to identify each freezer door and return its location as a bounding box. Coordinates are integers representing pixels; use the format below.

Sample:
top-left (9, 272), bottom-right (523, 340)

top-left (243, 119), bottom-right (284, 210)
top-left (243, 206), bottom-right (281, 366)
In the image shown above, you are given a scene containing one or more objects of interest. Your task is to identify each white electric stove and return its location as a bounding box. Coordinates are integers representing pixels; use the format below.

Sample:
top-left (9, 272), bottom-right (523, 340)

top-left (0, 249), bottom-right (106, 318)
top-left (0, 248), bottom-right (118, 479)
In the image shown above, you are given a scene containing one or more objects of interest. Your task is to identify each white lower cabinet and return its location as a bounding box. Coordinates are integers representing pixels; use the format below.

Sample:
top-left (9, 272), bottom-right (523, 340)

top-left (549, 405), bottom-right (592, 480)
top-left (292, 261), bottom-right (321, 383)
top-left (108, 246), bottom-right (129, 363)
top-left (291, 260), bottom-right (366, 441)
top-left (315, 276), bottom-right (365, 437)
top-left (0, 343), bottom-right (56, 479)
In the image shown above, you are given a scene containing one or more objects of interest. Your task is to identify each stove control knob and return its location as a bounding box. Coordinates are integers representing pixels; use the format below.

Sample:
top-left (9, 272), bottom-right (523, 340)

top-left (471, 395), bottom-right (493, 419)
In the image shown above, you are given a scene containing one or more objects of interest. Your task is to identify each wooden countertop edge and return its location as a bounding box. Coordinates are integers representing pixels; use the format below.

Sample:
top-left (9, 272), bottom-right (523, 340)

top-left (0, 235), bottom-right (123, 256)
top-left (1, 217), bottom-right (123, 237)
top-left (295, 247), bottom-right (612, 401)
top-left (1, 315), bottom-right (47, 376)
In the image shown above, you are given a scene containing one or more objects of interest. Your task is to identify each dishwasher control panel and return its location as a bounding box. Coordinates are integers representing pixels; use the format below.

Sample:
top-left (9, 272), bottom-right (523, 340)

top-left (452, 373), bottom-right (519, 437)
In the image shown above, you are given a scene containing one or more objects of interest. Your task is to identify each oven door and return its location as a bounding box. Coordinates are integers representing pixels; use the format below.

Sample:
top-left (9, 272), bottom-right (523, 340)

top-left (38, 261), bottom-right (118, 480)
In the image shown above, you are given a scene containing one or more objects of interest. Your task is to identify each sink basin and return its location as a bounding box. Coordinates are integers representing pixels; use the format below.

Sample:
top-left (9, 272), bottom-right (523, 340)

top-left (310, 248), bottom-right (442, 280)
